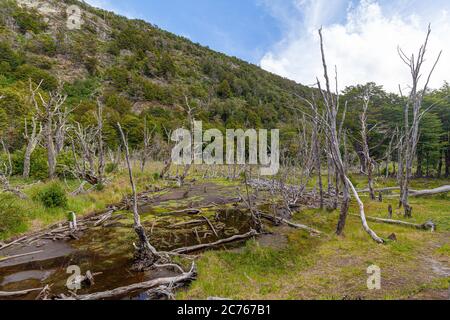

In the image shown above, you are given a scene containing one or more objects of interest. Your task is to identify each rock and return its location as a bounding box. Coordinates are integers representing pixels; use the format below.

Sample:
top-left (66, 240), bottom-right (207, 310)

top-left (388, 233), bottom-right (397, 241)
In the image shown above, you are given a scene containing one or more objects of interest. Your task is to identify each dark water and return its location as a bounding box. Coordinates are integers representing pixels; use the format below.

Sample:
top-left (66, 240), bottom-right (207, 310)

top-left (0, 208), bottom-right (252, 300)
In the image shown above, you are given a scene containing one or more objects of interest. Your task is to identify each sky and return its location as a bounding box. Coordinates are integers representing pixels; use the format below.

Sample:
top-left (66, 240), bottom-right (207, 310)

top-left (85, 0), bottom-right (450, 92)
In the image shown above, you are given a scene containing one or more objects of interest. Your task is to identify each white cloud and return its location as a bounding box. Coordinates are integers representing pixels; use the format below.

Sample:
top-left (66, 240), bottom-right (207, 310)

top-left (260, 0), bottom-right (450, 92)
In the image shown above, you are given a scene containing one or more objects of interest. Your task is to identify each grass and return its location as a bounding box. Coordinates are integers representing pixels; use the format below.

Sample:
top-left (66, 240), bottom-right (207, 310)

top-left (0, 165), bottom-right (448, 300)
top-left (178, 174), bottom-right (450, 300)
top-left (0, 162), bottom-right (165, 240)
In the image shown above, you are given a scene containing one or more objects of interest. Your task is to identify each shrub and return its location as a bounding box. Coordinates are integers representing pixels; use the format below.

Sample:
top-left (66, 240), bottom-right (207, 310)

top-left (35, 182), bottom-right (68, 208)
top-left (0, 41), bottom-right (22, 71)
top-left (13, 7), bottom-right (47, 34)
top-left (106, 67), bottom-right (129, 91)
top-left (26, 34), bottom-right (57, 56)
top-left (15, 64), bottom-right (57, 91)
top-left (105, 94), bottom-right (132, 115)
top-left (105, 162), bottom-right (118, 174)
top-left (11, 148), bottom-right (48, 180)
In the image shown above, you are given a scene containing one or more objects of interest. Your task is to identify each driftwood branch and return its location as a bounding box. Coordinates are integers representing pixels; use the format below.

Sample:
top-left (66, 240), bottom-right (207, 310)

top-left (0, 287), bottom-right (44, 298)
top-left (259, 212), bottom-right (322, 235)
top-left (349, 214), bottom-right (436, 231)
top-left (172, 230), bottom-right (258, 254)
top-left (0, 250), bottom-right (44, 262)
top-left (62, 264), bottom-right (196, 300)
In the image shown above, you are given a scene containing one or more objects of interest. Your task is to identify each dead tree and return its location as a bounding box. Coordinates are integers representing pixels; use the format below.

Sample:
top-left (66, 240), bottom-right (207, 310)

top-left (117, 123), bottom-right (161, 270)
top-left (23, 117), bottom-right (42, 178)
top-left (70, 123), bottom-right (99, 185)
top-left (29, 80), bottom-right (68, 179)
top-left (178, 96), bottom-right (196, 186)
top-left (295, 93), bottom-right (324, 208)
top-left (240, 166), bottom-right (263, 233)
top-left (0, 139), bottom-right (12, 176)
top-left (0, 173), bottom-right (28, 199)
top-left (159, 125), bottom-right (173, 178)
top-left (360, 89), bottom-right (376, 200)
top-left (54, 103), bottom-right (73, 154)
top-left (312, 95), bottom-right (324, 209)
top-left (96, 98), bottom-right (105, 185)
top-left (315, 28), bottom-right (383, 243)
top-left (140, 117), bottom-right (155, 172)
top-left (384, 128), bottom-right (398, 179)
top-left (315, 28), bottom-right (350, 235)
top-left (397, 25), bottom-right (442, 216)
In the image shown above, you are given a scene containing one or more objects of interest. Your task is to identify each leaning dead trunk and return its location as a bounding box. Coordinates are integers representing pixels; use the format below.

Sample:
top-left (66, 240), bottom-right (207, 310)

top-left (346, 177), bottom-right (384, 244)
top-left (117, 123), bottom-right (160, 271)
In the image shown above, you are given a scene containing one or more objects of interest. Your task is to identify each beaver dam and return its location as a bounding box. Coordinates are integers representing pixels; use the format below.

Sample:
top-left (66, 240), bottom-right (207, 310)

top-left (0, 181), bottom-right (320, 300)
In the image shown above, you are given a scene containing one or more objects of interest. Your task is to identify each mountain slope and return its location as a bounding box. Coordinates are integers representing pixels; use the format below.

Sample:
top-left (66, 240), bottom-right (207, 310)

top-left (0, 0), bottom-right (310, 153)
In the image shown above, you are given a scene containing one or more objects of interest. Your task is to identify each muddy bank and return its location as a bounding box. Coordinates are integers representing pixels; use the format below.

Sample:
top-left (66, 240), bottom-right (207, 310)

top-left (0, 182), bottom-right (261, 300)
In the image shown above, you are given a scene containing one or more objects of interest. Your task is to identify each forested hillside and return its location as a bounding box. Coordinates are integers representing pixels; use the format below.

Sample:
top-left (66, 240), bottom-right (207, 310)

top-left (0, 0), bottom-right (449, 178)
top-left (0, 0), bottom-right (311, 171)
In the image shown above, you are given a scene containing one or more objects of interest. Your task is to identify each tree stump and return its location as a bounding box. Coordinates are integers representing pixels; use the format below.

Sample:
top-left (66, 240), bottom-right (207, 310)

top-left (404, 205), bottom-right (412, 218)
top-left (388, 204), bottom-right (393, 219)
top-left (388, 233), bottom-right (397, 241)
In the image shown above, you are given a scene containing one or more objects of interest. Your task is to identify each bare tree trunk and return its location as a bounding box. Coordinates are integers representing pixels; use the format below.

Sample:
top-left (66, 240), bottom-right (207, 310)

top-left (45, 115), bottom-right (57, 180)
top-left (29, 80), bottom-right (68, 180)
top-left (97, 99), bottom-right (105, 185)
top-left (313, 107), bottom-right (324, 209)
top-left (0, 139), bottom-right (12, 176)
top-left (360, 92), bottom-right (375, 200)
top-left (346, 177), bottom-right (384, 244)
top-left (384, 131), bottom-right (396, 179)
top-left (398, 26), bottom-right (441, 216)
top-left (336, 177), bottom-right (350, 235)
top-left (314, 28), bottom-right (381, 242)
top-left (23, 117), bottom-right (42, 178)
top-left (117, 123), bottom-right (160, 270)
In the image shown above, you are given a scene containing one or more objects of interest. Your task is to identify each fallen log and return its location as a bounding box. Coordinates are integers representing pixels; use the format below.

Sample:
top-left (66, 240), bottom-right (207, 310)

top-left (173, 230), bottom-right (258, 254)
top-left (0, 250), bottom-right (44, 263)
top-left (202, 216), bottom-right (219, 238)
top-left (62, 264), bottom-right (196, 300)
top-left (357, 187), bottom-right (401, 193)
top-left (259, 212), bottom-right (322, 235)
top-left (349, 214), bottom-right (436, 231)
top-left (0, 236), bottom-right (28, 251)
top-left (0, 287), bottom-right (44, 298)
top-left (166, 208), bottom-right (202, 215)
top-left (168, 219), bottom-right (205, 228)
top-left (409, 185), bottom-right (450, 197)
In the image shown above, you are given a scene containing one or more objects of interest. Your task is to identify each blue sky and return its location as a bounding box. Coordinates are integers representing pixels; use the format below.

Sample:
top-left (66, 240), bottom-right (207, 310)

top-left (86, 0), bottom-right (450, 91)
top-left (86, 0), bottom-right (288, 64)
